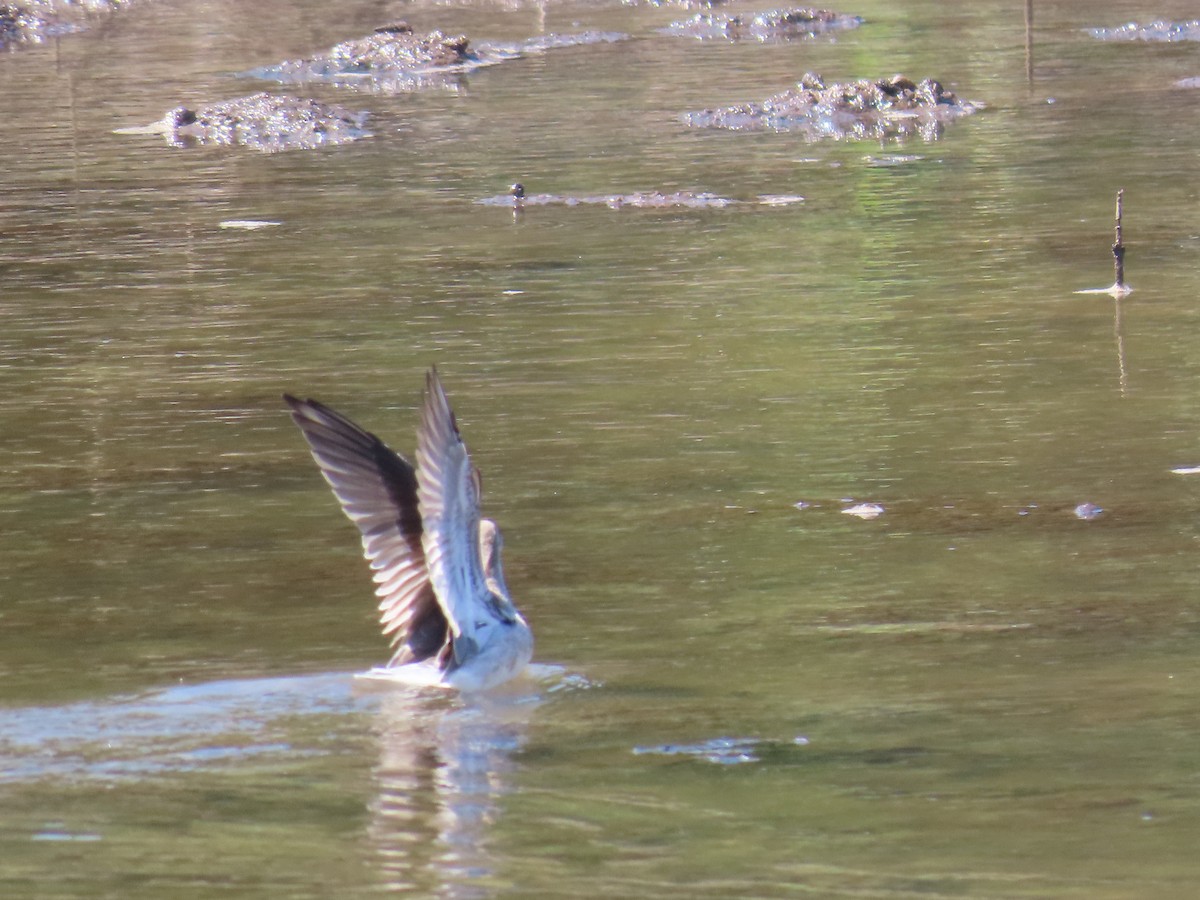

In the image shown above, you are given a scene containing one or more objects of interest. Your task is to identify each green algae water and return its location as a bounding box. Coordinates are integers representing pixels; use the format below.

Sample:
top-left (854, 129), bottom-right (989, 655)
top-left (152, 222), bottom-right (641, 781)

top-left (2, 0), bottom-right (1200, 895)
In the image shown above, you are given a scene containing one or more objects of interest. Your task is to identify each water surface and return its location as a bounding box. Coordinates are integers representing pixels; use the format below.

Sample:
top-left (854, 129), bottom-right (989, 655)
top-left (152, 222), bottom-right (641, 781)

top-left (2, 0), bottom-right (1199, 896)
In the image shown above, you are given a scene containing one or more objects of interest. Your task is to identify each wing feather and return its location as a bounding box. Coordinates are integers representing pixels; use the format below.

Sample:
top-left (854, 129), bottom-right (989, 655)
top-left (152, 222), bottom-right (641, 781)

top-left (284, 395), bottom-right (447, 665)
top-left (413, 369), bottom-right (494, 664)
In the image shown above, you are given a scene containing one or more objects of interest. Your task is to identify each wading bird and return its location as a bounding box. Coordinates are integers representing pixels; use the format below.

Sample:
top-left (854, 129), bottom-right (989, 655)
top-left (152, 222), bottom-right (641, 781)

top-left (284, 369), bottom-right (533, 691)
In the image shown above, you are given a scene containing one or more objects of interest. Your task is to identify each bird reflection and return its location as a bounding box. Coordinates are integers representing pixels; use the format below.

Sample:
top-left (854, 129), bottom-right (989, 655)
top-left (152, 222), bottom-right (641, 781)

top-left (364, 684), bottom-right (539, 896)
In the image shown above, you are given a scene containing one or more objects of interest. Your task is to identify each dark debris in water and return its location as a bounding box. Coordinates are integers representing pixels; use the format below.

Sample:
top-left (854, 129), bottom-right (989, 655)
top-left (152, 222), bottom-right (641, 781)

top-left (127, 93), bottom-right (372, 153)
top-left (0, 2), bottom-right (71, 47)
top-left (686, 71), bottom-right (982, 142)
top-left (480, 189), bottom-right (739, 209)
top-left (248, 25), bottom-right (506, 93)
top-left (662, 8), bottom-right (862, 42)
top-left (478, 186), bottom-right (804, 209)
top-left (0, 0), bottom-right (137, 49)
top-left (624, 0), bottom-right (736, 7)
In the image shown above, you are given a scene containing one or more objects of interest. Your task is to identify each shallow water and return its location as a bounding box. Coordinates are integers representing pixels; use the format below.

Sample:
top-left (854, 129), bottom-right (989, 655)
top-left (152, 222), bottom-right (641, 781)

top-left (2, 0), bottom-right (1200, 896)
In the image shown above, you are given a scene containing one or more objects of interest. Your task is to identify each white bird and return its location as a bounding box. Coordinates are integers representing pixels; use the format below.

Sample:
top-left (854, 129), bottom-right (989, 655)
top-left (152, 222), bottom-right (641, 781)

top-left (284, 369), bottom-right (533, 692)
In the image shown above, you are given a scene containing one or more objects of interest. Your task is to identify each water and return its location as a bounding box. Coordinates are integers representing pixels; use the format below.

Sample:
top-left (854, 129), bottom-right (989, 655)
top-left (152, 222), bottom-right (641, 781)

top-left (2, 0), bottom-right (1200, 895)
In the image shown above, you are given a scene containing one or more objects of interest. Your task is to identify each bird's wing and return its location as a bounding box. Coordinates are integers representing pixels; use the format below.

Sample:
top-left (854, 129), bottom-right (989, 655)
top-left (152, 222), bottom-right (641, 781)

top-left (414, 369), bottom-right (495, 665)
top-left (284, 395), bottom-right (447, 665)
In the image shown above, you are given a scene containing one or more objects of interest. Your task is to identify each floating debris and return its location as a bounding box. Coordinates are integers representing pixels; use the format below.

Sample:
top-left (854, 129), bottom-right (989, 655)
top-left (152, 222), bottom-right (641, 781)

top-left (249, 23), bottom-right (627, 93)
top-left (757, 194), bottom-right (806, 206)
top-left (1073, 503), bottom-right (1104, 521)
top-left (0, 0), bottom-right (140, 49)
top-left (504, 189), bottom-right (736, 209)
top-left (1088, 20), bottom-right (1200, 42)
top-left (248, 25), bottom-right (506, 92)
top-left (1170, 466), bottom-right (1200, 475)
top-left (479, 183), bottom-right (802, 209)
top-left (635, 736), bottom-right (762, 764)
top-left (484, 30), bottom-right (628, 55)
top-left (543, 672), bottom-right (601, 694)
top-left (842, 502), bottom-right (884, 520)
top-left (635, 735), bottom-right (810, 765)
top-left (218, 219), bottom-right (282, 230)
top-left (625, 0), bottom-right (735, 6)
top-left (865, 153), bottom-right (924, 167)
top-left (30, 825), bottom-right (102, 842)
top-left (0, 3), bottom-right (73, 47)
top-left (686, 72), bottom-right (982, 142)
top-left (115, 93), bottom-right (370, 152)
top-left (661, 8), bottom-right (862, 42)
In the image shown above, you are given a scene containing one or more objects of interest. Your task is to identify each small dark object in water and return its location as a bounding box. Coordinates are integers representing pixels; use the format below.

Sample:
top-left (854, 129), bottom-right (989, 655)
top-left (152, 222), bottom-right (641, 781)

top-left (374, 22), bottom-right (414, 35)
top-left (169, 107), bottom-right (199, 128)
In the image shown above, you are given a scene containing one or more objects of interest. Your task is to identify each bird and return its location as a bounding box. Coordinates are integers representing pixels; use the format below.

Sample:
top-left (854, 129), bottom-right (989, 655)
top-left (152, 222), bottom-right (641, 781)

top-left (283, 368), bottom-right (533, 692)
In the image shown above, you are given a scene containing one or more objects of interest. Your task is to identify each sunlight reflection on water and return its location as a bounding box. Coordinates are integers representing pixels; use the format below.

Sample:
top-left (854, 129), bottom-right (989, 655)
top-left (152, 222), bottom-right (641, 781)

top-left (0, 674), bottom-right (366, 783)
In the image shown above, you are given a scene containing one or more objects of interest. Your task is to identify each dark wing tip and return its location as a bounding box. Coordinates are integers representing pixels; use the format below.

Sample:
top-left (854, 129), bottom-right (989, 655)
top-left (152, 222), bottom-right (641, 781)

top-left (283, 394), bottom-right (325, 424)
top-left (423, 366), bottom-right (462, 437)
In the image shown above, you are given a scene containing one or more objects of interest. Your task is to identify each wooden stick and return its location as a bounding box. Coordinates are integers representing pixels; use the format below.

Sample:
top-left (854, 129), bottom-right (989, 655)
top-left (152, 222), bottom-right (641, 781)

top-left (1112, 189), bottom-right (1125, 289)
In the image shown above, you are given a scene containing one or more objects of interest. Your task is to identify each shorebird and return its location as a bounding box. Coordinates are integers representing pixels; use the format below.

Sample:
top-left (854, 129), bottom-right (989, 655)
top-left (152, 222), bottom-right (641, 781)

top-left (284, 369), bottom-right (533, 692)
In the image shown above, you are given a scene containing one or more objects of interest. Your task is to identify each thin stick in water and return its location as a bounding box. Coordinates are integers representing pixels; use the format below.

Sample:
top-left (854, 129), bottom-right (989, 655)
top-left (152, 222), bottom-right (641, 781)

top-left (1074, 189), bottom-right (1131, 297)
top-left (1112, 188), bottom-right (1126, 289)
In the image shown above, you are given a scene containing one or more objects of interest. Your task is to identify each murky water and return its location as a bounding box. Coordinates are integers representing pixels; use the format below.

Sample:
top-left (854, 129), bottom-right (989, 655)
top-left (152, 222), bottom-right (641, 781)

top-left (2, 0), bottom-right (1200, 896)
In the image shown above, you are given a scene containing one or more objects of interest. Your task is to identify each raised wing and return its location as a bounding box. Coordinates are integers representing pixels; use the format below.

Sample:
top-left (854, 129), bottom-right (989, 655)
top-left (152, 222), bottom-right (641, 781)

top-left (284, 395), bottom-right (447, 665)
top-left (414, 369), bottom-right (496, 664)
